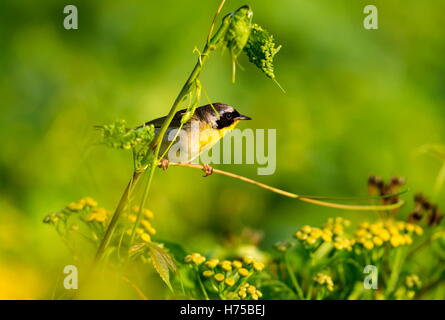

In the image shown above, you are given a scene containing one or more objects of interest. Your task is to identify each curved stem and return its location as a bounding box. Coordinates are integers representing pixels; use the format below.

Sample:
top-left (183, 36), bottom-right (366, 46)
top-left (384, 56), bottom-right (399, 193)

top-left (167, 162), bottom-right (406, 211)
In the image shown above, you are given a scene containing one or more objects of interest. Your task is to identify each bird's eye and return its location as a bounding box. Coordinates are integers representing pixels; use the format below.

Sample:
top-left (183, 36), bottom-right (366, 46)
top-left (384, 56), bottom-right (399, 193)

top-left (226, 113), bottom-right (232, 119)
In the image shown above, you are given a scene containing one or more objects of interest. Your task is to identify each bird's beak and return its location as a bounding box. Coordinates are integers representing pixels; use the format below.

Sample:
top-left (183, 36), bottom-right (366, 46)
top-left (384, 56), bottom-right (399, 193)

top-left (234, 115), bottom-right (252, 120)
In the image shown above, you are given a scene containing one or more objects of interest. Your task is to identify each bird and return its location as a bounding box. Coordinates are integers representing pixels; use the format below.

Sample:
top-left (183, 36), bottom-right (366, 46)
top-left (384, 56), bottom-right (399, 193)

top-left (141, 103), bottom-right (251, 176)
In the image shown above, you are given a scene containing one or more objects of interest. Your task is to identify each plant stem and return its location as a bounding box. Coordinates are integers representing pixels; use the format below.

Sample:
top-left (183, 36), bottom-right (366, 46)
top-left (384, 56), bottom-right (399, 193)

top-left (126, 8), bottom-right (232, 249)
top-left (95, 1), bottom-right (231, 259)
top-left (167, 162), bottom-right (406, 211)
top-left (284, 253), bottom-right (304, 299)
top-left (385, 247), bottom-right (405, 297)
top-left (196, 268), bottom-right (210, 300)
top-left (95, 170), bottom-right (142, 262)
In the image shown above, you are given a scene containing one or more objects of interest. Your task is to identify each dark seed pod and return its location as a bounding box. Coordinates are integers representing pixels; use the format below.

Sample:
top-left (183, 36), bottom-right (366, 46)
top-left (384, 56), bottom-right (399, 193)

top-left (390, 176), bottom-right (405, 186)
top-left (408, 211), bottom-right (423, 222)
top-left (414, 193), bottom-right (425, 204)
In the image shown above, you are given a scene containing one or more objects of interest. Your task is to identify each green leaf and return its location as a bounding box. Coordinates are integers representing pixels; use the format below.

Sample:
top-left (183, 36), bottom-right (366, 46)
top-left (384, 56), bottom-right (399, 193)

top-left (225, 5), bottom-right (253, 58)
top-left (147, 242), bottom-right (177, 290)
top-left (224, 5), bottom-right (253, 82)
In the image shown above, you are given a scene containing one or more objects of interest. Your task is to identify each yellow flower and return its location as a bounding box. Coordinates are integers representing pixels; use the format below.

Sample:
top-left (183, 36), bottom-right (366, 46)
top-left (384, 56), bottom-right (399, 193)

top-left (82, 197), bottom-right (97, 207)
top-left (67, 201), bottom-right (84, 211)
top-left (388, 226), bottom-right (399, 236)
top-left (397, 235), bottom-right (406, 246)
top-left (314, 273), bottom-right (334, 291)
top-left (373, 236), bottom-right (383, 246)
top-left (370, 224), bottom-right (382, 235)
top-left (205, 259), bottom-right (219, 269)
top-left (185, 253), bottom-right (206, 265)
top-left (191, 253), bottom-right (206, 265)
top-left (143, 209), bottom-right (154, 219)
top-left (379, 229), bottom-right (391, 241)
top-left (214, 273), bottom-right (225, 282)
top-left (405, 275), bottom-right (421, 289)
top-left (404, 234), bottom-right (413, 245)
top-left (232, 260), bottom-right (243, 269)
top-left (251, 293), bottom-right (259, 300)
top-left (356, 229), bottom-right (368, 238)
top-left (84, 208), bottom-right (108, 223)
top-left (238, 268), bottom-right (250, 277)
top-left (306, 236), bottom-right (317, 245)
top-left (406, 223), bottom-right (415, 233)
top-left (247, 285), bottom-right (256, 294)
top-left (310, 228), bottom-right (322, 238)
top-left (238, 289), bottom-right (247, 298)
top-left (221, 260), bottom-right (232, 272)
top-left (360, 222), bottom-right (370, 229)
top-left (202, 270), bottom-right (214, 277)
top-left (295, 231), bottom-right (307, 241)
top-left (390, 236), bottom-right (400, 247)
top-left (253, 261), bottom-right (265, 271)
top-left (225, 277), bottom-right (235, 286)
top-left (141, 219), bottom-right (156, 235)
top-left (364, 240), bottom-right (374, 250)
top-left (414, 225), bottom-right (423, 236)
top-left (332, 224), bottom-right (344, 236)
top-left (140, 233), bottom-right (151, 242)
top-left (302, 225), bottom-right (312, 233)
top-left (256, 290), bottom-right (263, 298)
top-left (321, 232), bottom-right (332, 242)
top-left (127, 214), bottom-right (137, 223)
top-left (243, 256), bottom-right (253, 265)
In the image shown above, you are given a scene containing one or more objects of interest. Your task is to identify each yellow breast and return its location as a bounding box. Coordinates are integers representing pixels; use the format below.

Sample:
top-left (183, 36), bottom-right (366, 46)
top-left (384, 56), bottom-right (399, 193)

top-left (199, 120), bottom-right (240, 151)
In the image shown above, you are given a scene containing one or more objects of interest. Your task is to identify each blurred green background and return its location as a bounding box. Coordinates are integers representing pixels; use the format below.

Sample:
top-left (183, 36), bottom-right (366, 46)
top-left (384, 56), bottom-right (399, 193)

top-left (1, 0), bottom-right (444, 298)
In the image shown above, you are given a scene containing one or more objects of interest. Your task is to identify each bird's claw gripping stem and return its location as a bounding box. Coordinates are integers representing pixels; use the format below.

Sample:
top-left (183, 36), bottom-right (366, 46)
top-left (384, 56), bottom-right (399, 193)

top-left (202, 164), bottom-right (214, 177)
top-left (158, 158), bottom-right (169, 171)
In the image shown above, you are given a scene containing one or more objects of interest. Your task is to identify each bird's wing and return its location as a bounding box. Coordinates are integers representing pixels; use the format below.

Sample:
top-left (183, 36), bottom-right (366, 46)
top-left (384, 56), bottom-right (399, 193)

top-left (141, 108), bottom-right (191, 129)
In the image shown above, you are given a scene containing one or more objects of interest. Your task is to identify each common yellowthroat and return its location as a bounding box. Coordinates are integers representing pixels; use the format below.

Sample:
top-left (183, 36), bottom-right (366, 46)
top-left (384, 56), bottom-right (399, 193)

top-left (143, 103), bottom-right (251, 174)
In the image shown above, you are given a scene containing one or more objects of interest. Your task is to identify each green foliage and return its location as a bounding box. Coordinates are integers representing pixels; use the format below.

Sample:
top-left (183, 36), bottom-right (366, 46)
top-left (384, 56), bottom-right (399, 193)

top-left (224, 5), bottom-right (253, 82)
top-left (244, 24), bottom-right (282, 80)
top-left (147, 243), bottom-right (177, 290)
top-left (96, 120), bottom-right (155, 170)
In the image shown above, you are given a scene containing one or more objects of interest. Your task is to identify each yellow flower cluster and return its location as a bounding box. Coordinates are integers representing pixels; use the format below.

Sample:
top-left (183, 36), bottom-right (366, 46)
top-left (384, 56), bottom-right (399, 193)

top-left (67, 197), bottom-right (97, 211)
top-left (405, 274), bottom-right (421, 289)
top-left (237, 282), bottom-right (263, 300)
top-left (185, 254), bottom-right (265, 299)
top-left (355, 220), bottom-right (422, 250)
top-left (295, 217), bottom-right (352, 249)
top-left (84, 207), bottom-right (110, 223)
top-left (274, 240), bottom-right (294, 252)
top-left (333, 237), bottom-right (355, 251)
top-left (313, 273), bottom-right (334, 292)
top-left (184, 253), bottom-right (206, 265)
top-left (124, 206), bottom-right (156, 243)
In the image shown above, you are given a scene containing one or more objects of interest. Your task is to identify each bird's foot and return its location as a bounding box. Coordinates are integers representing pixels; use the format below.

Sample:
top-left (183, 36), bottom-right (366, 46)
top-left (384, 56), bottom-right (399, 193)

top-left (202, 164), bottom-right (214, 177)
top-left (158, 158), bottom-right (169, 171)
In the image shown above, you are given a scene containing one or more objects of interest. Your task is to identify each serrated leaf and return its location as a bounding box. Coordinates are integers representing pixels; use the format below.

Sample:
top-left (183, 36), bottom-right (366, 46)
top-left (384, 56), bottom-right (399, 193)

top-left (147, 243), bottom-right (177, 290)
